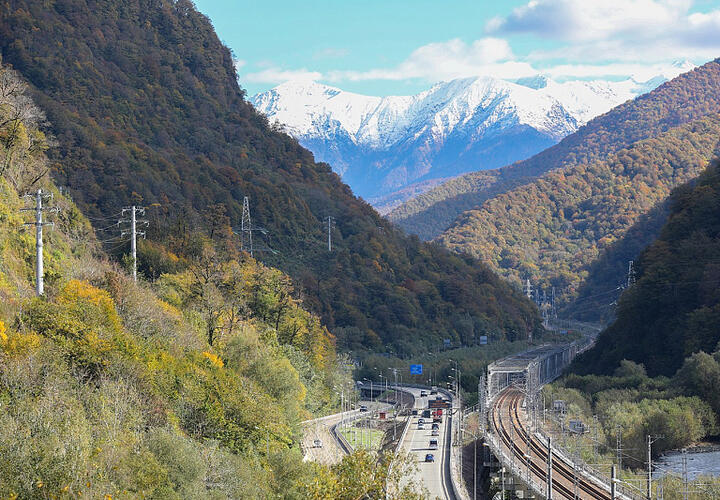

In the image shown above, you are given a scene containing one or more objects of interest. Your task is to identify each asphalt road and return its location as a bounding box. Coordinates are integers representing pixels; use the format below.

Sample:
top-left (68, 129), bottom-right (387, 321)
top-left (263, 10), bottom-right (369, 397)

top-left (397, 388), bottom-right (456, 500)
top-left (301, 400), bottom-right (387, 465)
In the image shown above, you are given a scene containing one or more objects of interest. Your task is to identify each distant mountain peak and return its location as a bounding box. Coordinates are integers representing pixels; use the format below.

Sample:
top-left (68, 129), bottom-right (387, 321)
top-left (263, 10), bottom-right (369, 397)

top-left (515, 75), bottom-right (550, 90)
top-left (252, 72), bottom-right (679, 204)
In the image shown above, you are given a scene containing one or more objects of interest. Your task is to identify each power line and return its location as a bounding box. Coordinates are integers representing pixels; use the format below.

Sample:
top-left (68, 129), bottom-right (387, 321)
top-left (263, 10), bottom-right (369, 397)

top-left (241, 196), bottom-right (253, 256)
top-left (20, 189), bottom-right (59, 296)
top-left (626, 260), bottom-right (636, 288)
top-left (235, 197), bottom-right (276, 257)
top-left (324, 216), bottom-right (335, 252)
top-left (119, 206), bottom-right (148, 282)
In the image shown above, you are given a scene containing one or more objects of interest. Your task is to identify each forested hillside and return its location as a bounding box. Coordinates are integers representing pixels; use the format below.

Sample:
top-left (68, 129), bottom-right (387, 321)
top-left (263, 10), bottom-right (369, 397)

top-left (573, 160), bottom-right (720, 377)
top-left (0, 62), bottom-right (357, 498)
top-left (437, 114), bottom-right (720, 293)
top-left (0, 0), bottom-right (542, 354)
top-left (564, 201), bottom-right (670, 321)
top-left (546, 163), bottom-right (720, 472)
top-left (389, 60), bottom-right (720, 240)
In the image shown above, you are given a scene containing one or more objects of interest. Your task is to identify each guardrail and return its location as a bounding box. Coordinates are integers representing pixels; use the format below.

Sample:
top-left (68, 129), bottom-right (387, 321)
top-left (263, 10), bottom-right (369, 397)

top-left (390, 384), bottom-right (462, 500)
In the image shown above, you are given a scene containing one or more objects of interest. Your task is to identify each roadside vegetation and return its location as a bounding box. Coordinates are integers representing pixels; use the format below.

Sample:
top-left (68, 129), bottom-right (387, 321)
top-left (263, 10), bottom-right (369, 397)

top-left (0, 62), bottom-right (424, 499)
top-left (545, 357), bottom-right (720, 498)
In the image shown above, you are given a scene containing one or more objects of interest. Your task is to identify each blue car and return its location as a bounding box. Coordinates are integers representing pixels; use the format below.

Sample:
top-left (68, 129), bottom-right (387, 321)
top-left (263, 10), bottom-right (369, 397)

top-left (425, 453), bottom-right (435, 462)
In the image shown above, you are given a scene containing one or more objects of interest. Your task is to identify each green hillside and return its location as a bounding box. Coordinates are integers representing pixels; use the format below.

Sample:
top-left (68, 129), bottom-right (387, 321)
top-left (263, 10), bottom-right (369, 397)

top-left (389, 60), bottom-right (720, 241)
top-left (0, 62), bottom-right (353, 498)
top-left (574, 160), bottom-right (720, 377)
top-left (437, 114), bottom-right (720, 294)
top-left (564, 201), bottom-right (670, 322)
top-left (0, 0), bottom-right (542, 354)
top-left (548, 162), bottom-right (720, 474)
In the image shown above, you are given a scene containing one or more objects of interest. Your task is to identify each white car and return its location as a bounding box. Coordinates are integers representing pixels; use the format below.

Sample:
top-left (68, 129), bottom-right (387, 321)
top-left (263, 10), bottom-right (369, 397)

top-left (429, 439), bottom-right (438, 450)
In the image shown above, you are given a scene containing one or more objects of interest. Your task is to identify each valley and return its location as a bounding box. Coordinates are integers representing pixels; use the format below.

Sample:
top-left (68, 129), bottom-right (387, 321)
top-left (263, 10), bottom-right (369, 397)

top-left (0, 0), bottom-right (719, 498)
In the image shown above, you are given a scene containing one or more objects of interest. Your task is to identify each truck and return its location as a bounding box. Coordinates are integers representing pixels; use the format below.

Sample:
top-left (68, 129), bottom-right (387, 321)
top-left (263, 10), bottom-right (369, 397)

top-left (431, 409), bottom-right (443, 423)
top-left (421, 409), bottom-right (432, 419)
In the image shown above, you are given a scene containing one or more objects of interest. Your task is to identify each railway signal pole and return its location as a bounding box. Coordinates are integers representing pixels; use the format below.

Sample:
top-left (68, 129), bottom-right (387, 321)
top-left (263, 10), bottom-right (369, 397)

top-left (21, 189), bottom-right (58, 296)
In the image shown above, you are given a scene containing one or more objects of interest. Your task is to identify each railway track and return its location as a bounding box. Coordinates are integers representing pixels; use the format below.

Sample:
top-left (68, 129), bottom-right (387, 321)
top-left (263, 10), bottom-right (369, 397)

top-left (492, 388), bottom-right (613, 499)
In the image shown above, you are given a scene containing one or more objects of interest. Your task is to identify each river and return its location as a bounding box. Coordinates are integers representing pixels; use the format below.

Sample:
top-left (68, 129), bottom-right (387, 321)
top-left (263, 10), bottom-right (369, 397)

top-left (654, 449), bottom-right (720, 480)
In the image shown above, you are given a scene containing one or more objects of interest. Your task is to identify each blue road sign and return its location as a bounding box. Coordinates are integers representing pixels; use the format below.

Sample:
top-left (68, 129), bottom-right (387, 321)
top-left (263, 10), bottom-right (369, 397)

top-left (410, 364), bottom-right (423, 375)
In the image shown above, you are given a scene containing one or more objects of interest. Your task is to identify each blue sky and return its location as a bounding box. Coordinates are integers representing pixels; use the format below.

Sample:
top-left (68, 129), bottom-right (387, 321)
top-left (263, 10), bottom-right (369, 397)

top-left (193, 0), bottom-right (720, 97)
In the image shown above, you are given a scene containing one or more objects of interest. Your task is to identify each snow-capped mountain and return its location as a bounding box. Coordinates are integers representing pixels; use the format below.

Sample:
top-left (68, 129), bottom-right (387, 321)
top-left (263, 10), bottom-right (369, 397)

top-left (251, 64), bottom-right (695, 210)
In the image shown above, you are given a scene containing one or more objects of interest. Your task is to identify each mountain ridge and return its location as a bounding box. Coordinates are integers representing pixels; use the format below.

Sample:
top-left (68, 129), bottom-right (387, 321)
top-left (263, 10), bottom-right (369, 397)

top-left (252, 68), bottom-right (692, 207)
top-left (0, 0), bottom-right (543, 355)
top-left (389, 60), bottom-right (720, 240)
top-left (572, 159), bottom-right (720, 377)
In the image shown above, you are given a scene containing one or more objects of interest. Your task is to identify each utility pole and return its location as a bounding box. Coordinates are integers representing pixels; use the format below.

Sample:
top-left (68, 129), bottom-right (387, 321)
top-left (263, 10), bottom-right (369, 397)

top-left (547, 436), bottom-right (553, 500)
top-left (647, 435), bottom-right (662, 500)
top-left (611, 465), bottom-right (617, 500)
top-left (120, 206), bottom-right (147, 282)
top-left (593, 415), bottom-right (599, 463)
top-left (241, 196), bottom-right (253, 257)
top-left (627, 260), bottom-right (637, 288)
top-left (324, 216), bottom-right (335, 252)
top-left (21, 189), bottom-right (58, 296)
top-left (616, 424), bottom-right (623, 471)
top-left (524, 279), bottom-right (533, 299)
top-left (682, 448), bottom-right (689, 500)
top-left (478, 375), bottom-right (487, 433)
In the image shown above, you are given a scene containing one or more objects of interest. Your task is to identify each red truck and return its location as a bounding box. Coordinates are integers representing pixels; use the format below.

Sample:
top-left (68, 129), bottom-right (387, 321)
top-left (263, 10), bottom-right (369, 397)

top-left (432, 409), bottom-right (443, 423)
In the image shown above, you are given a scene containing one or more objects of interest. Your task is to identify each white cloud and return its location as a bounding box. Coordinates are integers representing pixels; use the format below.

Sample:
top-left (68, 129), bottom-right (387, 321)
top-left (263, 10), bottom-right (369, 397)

top-left (327, 38), bottom-right (537, 82)
top-left (487, 0), bottom-right (691, 41)
top-left (243, 0), bottom-right (718, 91)
top-left (244, 67), bottom-right (323, 84)
top-left (487, 0), bottom-right (720, 62)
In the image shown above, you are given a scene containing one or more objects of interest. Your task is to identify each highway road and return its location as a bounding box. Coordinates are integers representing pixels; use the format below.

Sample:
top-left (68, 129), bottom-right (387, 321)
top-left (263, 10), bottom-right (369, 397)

top-left (397, 387), bottom-right (456, 500)
top-left (491, 387), bottom-right (618, 499)
top-left (301, 400), bottom-right (387, 465)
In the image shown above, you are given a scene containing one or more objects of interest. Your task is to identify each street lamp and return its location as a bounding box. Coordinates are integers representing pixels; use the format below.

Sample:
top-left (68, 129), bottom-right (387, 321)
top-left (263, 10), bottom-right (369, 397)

top-left (363, 377), bottom-right (374, 401)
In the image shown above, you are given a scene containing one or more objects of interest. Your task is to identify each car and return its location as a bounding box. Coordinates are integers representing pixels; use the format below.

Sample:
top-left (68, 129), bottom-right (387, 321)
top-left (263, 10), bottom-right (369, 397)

top-left (411, 409), bottom-right (418, 416)
top-left (418, 418), bottom-right (425, 424)
top-left (313, 439), bottom-right (322, 448)
top-left (431, 429), bottom-right (440, 436)
top-left (420, 390), bottom-right (427, 397)
top-left (429, 439), bottom-right (438, 450)
top-left (431, 423), bottom-right (439, 430)
top-left (359, 405), bottom-right (368, 412)
top-left (418, 423), bottom-right (425, 429)
top-left (425, 453), bottom-right (435, 462)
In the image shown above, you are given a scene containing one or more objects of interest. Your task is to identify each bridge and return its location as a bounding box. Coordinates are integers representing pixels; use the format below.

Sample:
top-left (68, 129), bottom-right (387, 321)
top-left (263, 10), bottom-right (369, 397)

top-left (477, 341), bottom-right (645, 499)
top-left (485, 340), bottom-right (593, 403)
